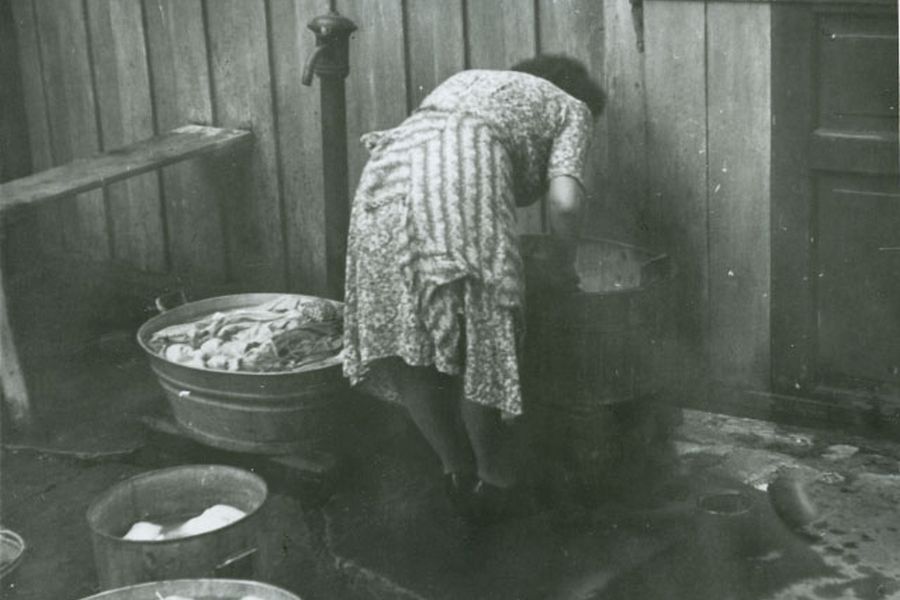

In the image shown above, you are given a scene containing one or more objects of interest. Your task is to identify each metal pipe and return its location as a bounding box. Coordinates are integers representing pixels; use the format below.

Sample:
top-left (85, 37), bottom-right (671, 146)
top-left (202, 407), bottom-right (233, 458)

top-left (302, 9), bottom-right (357, 300)
top-left (320, 77), bottom-right (349, 300)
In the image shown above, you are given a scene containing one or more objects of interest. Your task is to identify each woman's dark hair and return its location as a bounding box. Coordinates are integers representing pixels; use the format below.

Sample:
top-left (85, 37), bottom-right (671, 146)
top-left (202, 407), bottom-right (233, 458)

top-left (510, 54), bottom-right (606, 117)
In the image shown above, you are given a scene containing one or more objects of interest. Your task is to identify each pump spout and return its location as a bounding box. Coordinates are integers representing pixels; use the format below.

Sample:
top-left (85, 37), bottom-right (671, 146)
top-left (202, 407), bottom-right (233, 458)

top-left (302, 44), bottom-right (326, 86)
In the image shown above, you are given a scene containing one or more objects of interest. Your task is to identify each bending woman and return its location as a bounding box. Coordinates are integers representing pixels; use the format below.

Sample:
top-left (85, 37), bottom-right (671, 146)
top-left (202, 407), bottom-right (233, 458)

top-left (343, 54), bottom-right (605, 522)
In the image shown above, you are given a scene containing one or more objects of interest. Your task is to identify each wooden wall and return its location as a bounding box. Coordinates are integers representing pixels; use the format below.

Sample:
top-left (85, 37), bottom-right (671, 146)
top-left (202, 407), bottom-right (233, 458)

top-left (5, 0), bottom-right (802, 408)
top-left (1, 0), bottom-right (31, 184)
top-left (8, 0), bottom-right (648, 302)
top-left (643, 0), bottom-right (772, 394)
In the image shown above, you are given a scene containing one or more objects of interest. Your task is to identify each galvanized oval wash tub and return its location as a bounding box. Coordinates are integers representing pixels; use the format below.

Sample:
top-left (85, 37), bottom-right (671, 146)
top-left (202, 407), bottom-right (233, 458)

top-left (137, 294), bottom-right (347, 454)
top-left (87, 465), bottom-right (267, 590)
top-left (79, 578), bottom-right (299, 600)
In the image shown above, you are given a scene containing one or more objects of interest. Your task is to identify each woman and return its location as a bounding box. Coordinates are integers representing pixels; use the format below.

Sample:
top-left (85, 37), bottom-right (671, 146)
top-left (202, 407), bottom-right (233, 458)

top-left (343, 54), bottom-right (605, 522)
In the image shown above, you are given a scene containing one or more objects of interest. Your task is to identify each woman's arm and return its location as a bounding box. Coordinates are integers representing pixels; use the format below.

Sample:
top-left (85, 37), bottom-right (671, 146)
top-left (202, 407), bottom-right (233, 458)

top-left (544, 175), bottom-right (585, 278)
top-left (544, 98), bottom-right (593, 258)
top-left (547, 175), bottom-right (584, 243)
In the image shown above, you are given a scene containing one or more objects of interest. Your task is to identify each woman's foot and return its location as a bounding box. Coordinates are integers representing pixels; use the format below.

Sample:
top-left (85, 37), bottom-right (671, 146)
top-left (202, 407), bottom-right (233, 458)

top-left (469, 478), bottom-right (539, 526)
top-left (444, 471), bottom-right (478, 520)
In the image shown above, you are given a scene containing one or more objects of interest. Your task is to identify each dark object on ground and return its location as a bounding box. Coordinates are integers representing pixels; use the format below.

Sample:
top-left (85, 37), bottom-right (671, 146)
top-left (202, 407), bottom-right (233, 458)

top-left (443, 471), bottom-right (478, 521)
top-left (768, 471), bottom-right (821, 536)
top-left (468, 479), bottom-right (541, 527)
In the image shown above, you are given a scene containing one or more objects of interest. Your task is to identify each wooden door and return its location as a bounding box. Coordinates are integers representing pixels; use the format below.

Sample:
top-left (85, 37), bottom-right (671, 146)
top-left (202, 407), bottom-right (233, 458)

top-left (772, 0), bottom-right (900, 413)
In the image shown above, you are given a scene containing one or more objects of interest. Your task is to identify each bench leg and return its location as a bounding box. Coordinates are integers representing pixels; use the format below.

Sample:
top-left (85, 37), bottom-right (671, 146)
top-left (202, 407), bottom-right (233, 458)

top-left (0, 237), bottom-right (32, 428)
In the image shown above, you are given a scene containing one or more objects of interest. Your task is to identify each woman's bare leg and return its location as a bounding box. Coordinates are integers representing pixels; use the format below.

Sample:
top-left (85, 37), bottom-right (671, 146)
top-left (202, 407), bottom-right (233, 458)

top-left (460, 399), bottom-right (517, 488)
top-left (396, 362), bottom-right (474, 475)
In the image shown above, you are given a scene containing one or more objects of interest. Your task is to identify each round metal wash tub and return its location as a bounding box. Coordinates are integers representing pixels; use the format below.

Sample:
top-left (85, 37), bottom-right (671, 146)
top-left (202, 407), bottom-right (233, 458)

top-left (521, 235), bottom-right (674, 407)
top-left (0, 528), bottom-right (25, 580)
top-left (87, 465), bottom-right (268, 590)
top-left (520, 235), bottom-right (677, 500)
top-left (137, 294), bottom-right (348, 454)
top-left (79, 578), bottom-right (299, 600)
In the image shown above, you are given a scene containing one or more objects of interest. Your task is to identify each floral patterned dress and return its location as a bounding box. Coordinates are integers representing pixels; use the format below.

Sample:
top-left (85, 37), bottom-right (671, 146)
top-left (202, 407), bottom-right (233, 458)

top-left (343, 69), bottom-right (593, 415)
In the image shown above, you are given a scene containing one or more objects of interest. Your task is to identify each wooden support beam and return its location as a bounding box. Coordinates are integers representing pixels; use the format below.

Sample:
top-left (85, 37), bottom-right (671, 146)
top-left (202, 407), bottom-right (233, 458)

top-left (0, 124), bottom-right (251, 428)
top-left (0, 253), bottom-right (31, 429)
top-left (0, 125), bottom-right (251, 215)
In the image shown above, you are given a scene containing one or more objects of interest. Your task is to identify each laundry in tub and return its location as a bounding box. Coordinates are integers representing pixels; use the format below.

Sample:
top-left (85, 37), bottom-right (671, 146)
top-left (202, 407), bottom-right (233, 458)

top-left (158, 596), bottom-right (264, 600)
top-left (123, 504), bottom-right (247, 541)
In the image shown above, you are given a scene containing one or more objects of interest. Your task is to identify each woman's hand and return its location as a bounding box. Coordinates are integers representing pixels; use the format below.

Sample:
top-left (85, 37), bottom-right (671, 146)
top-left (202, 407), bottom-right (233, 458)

top-left (523, 175), bottom-right (584, 294)
top-left (547, 175), bottom-right (584, 241)
top-left (546, 175), bottom-right (584, 264)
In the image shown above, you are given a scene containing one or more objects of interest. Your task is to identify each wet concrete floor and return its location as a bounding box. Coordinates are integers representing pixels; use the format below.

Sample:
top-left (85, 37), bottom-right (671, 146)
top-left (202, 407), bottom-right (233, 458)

top-left (2, 348), bottom-right (900, 600)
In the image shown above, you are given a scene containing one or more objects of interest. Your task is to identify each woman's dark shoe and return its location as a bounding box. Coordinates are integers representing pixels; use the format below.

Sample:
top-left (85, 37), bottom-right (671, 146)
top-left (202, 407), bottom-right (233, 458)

top-left (444, 471), bottom-right (478, 520)
top-left (470, 479), bottom-right (539, 526)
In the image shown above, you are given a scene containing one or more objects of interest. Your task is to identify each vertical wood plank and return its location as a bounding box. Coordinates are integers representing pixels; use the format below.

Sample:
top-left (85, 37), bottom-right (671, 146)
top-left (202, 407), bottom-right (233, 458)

top-left (770, 5), bottom-right (816, 394)
top-left (33, 0), bottom-right (109, 260)
top-left (1, 0), bottom-right (32, 183)
top-left (342, 0), bottom-right (408, 196)
top-left (87, 0), bottom-right (166, 272)
top-left (269, 0), bottom-right (329, 295)
top-left (707, 3), bottom-right (772, 390)
top-left (643, 1), bottom-right (708, 378)
top-left (538, 0), bottom-right (604, 69)
top-left (10, 0), bottom-right (62, 252)
top-left (9, 0), bottom-right (51, 173)
top-left (538, 0), bottom-right (610, 238)
top-left (467, 0), bottom-right (537, 70)
top-left (600, 0), bottom-right (648, 243)
top-left (143, 0), bottom-right (227, 283)
top-left (467, 0), bottom-right (541, 233)
top-left (406, 0), bottom-right (465, 108)
top-left (206, 0), bottom-right (286, 290)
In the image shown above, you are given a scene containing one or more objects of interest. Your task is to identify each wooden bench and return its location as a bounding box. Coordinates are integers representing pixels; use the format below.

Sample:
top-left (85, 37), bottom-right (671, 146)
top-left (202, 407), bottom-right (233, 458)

top-left (0, 125), bottom-right (251, 428)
